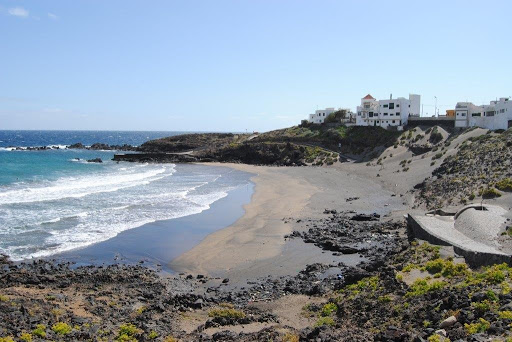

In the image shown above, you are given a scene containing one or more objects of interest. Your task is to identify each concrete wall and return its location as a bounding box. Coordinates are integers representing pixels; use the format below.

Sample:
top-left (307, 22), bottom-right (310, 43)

top-left (407, 117), bottom-right (455, 129)
top-left (409, 94), bottom-right (421, 117)
top-left (407, 215), bottom-right (512, 267)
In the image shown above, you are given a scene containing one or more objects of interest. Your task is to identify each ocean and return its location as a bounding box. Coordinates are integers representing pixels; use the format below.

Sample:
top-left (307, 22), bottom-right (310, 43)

top-left (0, 130), bottom-right (252, 262)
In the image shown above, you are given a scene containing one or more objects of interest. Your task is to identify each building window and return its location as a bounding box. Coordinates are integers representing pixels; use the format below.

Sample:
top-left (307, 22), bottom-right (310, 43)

top-left (472, 113), bottom-right (481, 117)
top-left (397, 104), bottom-right (400, 108)
top-left (383, 104), bottom-right (388, 108)
top-left (383, 113), bottom-right (388, 116)
top-left (461, 113), bottom-right (466, 116)
top-left (396, 112), bottom-right (400, 116)
top-left (392, 120), bottom-right (396, 124)
top-left (486, 111), bottom-right (495, 116)
top-left (389, 103), bottom-right (394, 109)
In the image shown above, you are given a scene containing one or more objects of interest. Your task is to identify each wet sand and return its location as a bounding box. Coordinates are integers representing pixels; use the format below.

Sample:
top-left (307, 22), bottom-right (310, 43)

top-left (170, 163), bottom-right (404, 282)
top-left (55, 178), bottom-right (254, 272)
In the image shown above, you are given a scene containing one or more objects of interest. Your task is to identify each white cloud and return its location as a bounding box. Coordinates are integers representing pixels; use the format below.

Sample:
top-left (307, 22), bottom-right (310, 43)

top-left (48, 12), bottom-right (58, 20)
top-left (8, 7), bottom-right (29, 18)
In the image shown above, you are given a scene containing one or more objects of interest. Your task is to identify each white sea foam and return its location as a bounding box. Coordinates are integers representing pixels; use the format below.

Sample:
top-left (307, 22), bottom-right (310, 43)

top-left (47, 145), bottom-right (69, 149)
top-left (42, 217), bottom-right (61, 224)
top-left (0, 166), bottom-right (172, 205)
top-left (0, 163), bottom-right (248, 261)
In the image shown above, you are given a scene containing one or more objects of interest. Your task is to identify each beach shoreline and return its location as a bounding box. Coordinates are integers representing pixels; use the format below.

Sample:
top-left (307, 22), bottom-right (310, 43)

top-left (170, 162), bottom-right (405, 282)
top-left (48, 164), bottom-right (256, 272)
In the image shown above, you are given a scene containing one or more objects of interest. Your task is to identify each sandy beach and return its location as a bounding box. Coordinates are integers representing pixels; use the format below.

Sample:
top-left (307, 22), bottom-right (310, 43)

top-left (170, 162), bottom-right (405, 282)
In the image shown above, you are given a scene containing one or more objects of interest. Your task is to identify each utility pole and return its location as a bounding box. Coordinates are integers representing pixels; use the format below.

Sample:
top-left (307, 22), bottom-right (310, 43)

top-left (434, 96), bottom-right (438, 118)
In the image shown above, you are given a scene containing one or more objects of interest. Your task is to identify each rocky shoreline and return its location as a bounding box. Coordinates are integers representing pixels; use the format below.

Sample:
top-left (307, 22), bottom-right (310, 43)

top-left (0, 212), bottom-right (405, 341)
top-left (3, 210), bottom-right (512, 341)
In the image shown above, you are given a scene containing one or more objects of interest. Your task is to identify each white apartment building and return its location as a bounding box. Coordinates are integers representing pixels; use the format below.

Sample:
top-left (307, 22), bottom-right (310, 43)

top-left (308, 108), bottom-right (336, 124)
top-left (356, 94), bottom-right (421, 129)
top-left (454, 102), bottom-right (482, 128)
top-left (455, 97), bottom-right (512, 130)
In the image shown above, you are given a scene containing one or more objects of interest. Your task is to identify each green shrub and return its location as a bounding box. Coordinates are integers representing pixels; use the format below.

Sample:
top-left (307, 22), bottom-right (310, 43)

top-left (427, 335), bottom-right (450, 342)
top-left (0, 337), bottom-right (14, 342)
top-left (148, 331), bottom-right (158, 339)
top-left (315, 316), bottom-right (335, 327)
top-left (499, 310), bottom-right (512, 319)
top-left (32, 325), bottom-right (46, 338)
top-left (425, 259), bottom-right (444, 274)
top-left (406, 279), bottom-right (445, 297)
top-left (484, 265), bottom-right (506, 283)
top-left (464, 318), bottom-right (490, 334)
top-left (378, 295), bottom-right (392, 303)
top-left (208, 308), bottom-right (245, 319)
top-left (117, 323), bottom-right (141, 342)
top-left (52, 322), bottom-right (72, 335)
top-left (320, 303), bottom-right (337, 316)
top-left (486, 289), bottom-right (498, 301)
top-left (20, 333), bottom-right (32, 342)
top-left (471, 300), bottom-right (497, 313)
top-left (482, 187), bottom-right (502, 199)
top-left (495, 178), bottom-right (512, 192)
top-left (432, 152), bottom-right (443, 160)
top-left (344, 276), bottom-right (379, 295)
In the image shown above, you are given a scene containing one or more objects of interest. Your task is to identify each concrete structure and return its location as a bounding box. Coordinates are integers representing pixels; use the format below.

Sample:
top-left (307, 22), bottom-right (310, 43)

top-left (407, 116), bottom-right (455, 129)
top-left (356, 93), bottom-right (421, 130)
top-left (408, 204), bottom-right (511, 267)
top-left (308, 108), bottom-right (336, 124)
top-left (446, 109), bottom-right (455, 117)
top-left (455, 97), bottom-right (512, 130)
top-left (455, 102), bottom-right (483, 128)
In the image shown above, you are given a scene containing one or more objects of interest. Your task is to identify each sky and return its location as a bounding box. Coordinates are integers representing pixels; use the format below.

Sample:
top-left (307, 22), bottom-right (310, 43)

top-left (1, 0), bottom-right (511, 132)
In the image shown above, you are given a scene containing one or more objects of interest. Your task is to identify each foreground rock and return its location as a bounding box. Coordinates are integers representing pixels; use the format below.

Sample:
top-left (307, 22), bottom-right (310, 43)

top-left (1, 212), bottom-right (511, 341)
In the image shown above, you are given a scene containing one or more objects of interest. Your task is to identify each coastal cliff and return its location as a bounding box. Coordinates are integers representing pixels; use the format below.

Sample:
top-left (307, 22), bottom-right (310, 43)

top-left (114, 125), bottom-right (401, 166)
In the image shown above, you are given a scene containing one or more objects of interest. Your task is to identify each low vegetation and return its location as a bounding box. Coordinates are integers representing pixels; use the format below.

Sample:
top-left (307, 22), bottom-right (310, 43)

top-left (296, 241), bottom-right (512, 340)
top-left (208, 308), bottom-right (246, 319)
top-left (416, 128), bottom-right (512, 209)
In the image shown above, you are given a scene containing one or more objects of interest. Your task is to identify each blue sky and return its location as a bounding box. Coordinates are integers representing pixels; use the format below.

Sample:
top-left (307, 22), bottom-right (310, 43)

top-left (1, 0), bottom-right (511, 132)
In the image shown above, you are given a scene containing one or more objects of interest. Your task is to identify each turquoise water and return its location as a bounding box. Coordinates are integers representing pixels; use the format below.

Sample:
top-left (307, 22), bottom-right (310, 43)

top-left (0, 131), bottom-right (251, 261)
top-left (0, 130), bottom-right (182, 186)
top-left (0, 149), bottom-right (118, 186)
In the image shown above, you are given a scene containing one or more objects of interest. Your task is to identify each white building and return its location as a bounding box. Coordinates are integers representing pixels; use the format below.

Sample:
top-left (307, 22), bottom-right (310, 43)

top-left (308, 108), bottom-right (336, 124)
top-left (356, 93), bottom-right (421, 130)
top-left (455, 97), bottom-right (512, 130)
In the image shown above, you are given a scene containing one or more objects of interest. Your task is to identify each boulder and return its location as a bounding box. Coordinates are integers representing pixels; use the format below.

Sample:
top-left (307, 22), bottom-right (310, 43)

top-left (439, 315), bottom-right (457, 328)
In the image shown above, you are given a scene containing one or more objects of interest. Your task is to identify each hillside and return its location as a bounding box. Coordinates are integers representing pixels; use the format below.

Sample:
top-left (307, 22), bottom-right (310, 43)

top-left (138, 133), bottom-right (251, 153)
top-left (254, 125), bottom-right (401, 156)
top-left (132, 125), bottom-right (402, 166)
top-left (415, 129), bottom-right (512, 209)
